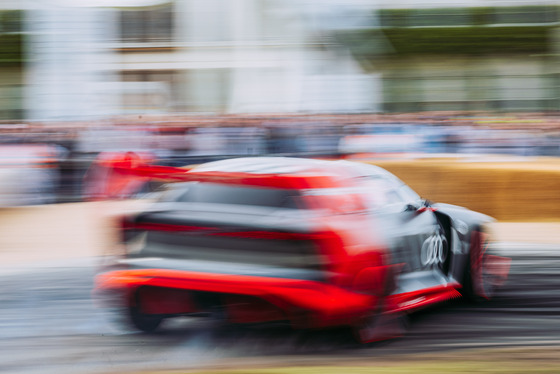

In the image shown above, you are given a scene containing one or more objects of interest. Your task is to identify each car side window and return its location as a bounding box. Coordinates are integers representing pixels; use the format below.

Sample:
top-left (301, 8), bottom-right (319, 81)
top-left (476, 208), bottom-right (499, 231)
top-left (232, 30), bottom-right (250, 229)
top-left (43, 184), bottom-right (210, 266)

top-left (158, 182), bottom-right (303, 209)
top-left (397, 184), bottom-right (422, 205)
top-left (358, 176), bottom-right (404, 211)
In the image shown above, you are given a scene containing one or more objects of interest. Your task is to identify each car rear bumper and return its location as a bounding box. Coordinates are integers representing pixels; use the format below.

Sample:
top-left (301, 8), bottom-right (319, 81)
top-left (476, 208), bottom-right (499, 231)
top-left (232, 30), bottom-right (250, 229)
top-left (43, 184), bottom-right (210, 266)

top-left (94, 268), bottom-right (377, 328)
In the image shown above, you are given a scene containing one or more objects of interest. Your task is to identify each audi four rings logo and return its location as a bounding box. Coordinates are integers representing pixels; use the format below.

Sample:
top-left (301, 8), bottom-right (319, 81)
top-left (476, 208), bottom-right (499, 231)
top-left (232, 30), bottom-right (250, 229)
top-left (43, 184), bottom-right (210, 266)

top-left (421, 233), bottom-right (447, 266)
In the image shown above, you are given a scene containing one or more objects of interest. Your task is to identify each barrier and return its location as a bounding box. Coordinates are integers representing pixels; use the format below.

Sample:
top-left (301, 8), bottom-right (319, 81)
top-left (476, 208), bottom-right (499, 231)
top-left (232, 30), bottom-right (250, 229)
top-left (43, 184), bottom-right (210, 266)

top-left (367, 156), bottom-right (560, 221)
top-left (0, 201), bottom-right (126, 266)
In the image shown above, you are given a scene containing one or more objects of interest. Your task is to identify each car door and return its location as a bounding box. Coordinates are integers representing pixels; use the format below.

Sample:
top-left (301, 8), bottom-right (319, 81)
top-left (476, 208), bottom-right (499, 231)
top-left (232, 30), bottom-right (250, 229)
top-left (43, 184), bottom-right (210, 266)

top-left (358, 175), bottom-right (442, 275)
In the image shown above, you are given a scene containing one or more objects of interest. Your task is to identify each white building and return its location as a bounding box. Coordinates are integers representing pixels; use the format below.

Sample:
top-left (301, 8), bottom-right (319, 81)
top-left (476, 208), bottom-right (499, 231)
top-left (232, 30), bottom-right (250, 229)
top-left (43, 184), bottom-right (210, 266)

top-left (19, 0), bottom-right (381, 120)
top-left (1, 0), bottom-right (558, 120)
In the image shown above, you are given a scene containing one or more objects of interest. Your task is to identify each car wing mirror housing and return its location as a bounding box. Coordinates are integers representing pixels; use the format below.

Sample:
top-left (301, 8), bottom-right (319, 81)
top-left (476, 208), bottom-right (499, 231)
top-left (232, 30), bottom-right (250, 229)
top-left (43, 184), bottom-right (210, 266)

top-left (405, 203), bottom-right (420, 212)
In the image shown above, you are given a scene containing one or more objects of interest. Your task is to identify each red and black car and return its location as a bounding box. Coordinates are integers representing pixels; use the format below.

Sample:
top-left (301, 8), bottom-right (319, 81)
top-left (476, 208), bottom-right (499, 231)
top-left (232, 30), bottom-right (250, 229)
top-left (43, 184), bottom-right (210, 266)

top-left (92, 155), bottom-right (510, 343)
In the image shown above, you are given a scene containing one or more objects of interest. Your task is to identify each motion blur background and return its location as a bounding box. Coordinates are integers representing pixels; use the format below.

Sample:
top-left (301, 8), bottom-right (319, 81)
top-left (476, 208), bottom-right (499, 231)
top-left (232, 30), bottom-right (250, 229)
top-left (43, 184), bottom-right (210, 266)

top-left (3, 0), bottom-right (560, 117)
top-left (1, 3), bottom-right (560, 373)
top-left (1, 0), bottom-right (560, 205)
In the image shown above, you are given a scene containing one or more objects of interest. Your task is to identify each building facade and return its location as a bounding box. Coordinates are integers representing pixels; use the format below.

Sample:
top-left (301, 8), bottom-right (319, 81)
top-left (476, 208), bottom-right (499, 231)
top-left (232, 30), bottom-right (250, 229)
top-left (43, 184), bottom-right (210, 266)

top-left (12, 0), bottom-right (379, 120)
top-left (1, 0), bottom-right (559, 120)
top-left (338, 2), bottom-right (560, 112)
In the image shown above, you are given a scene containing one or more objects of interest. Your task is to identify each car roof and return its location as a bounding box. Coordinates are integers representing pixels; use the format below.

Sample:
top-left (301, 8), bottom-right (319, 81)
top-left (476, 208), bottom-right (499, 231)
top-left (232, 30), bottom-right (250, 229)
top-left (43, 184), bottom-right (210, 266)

top-left (190, 157), bottom-right (403, 189)
top-left (193, 157), bottom-right (344, 175)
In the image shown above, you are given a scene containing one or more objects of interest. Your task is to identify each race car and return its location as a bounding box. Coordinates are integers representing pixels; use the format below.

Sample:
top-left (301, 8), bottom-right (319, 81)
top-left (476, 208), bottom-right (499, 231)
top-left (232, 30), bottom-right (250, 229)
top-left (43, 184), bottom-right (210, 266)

top-left (92, 154), bottom-right (510, 343)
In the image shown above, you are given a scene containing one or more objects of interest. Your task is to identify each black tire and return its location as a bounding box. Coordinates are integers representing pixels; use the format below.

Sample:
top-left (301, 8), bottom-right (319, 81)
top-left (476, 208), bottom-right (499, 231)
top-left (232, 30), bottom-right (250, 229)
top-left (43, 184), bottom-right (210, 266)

top-left (126, 288), bottom-right (164, 333)
top-left (462, 227), bottom-right (497, 302)
top-left (128, 306), bottom-right (164, 333)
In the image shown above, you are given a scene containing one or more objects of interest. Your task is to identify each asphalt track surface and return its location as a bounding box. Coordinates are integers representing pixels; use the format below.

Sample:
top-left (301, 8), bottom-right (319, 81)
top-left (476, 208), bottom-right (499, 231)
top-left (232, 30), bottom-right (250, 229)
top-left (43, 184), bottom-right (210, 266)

top-left (1, 243), bottom-right (559, 374)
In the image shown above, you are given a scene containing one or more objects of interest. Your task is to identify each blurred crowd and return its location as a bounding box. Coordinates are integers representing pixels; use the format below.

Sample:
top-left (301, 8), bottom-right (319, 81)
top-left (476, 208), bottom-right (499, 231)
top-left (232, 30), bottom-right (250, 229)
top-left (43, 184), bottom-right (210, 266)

top-left (1, 112), bottom-right (559, 206)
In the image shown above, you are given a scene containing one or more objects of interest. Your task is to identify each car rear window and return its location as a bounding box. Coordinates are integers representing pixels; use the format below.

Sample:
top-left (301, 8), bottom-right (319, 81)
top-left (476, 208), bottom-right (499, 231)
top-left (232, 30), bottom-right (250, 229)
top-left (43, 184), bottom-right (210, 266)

top-left (131, 230), bottom-right (320, 270)
top-left (161, 182), bottom-right (302, 209)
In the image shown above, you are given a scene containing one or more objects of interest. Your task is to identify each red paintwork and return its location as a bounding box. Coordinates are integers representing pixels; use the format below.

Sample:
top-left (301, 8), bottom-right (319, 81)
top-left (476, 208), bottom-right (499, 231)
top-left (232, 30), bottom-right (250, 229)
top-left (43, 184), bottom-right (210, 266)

top-left (387, 284), bottom-right (462, 314)
top-left (86, 152), bottom-right (350, 200)
top-left (95, 265), bottom-right (462, 328)
top-left (104, 210), bottom-right (391, 328)
top-left (137, 287), bottom-right (196, 315)
top-left (91, 153), bottom-right (509, 336)
top-left (95, 268), bottom-right (378, 328)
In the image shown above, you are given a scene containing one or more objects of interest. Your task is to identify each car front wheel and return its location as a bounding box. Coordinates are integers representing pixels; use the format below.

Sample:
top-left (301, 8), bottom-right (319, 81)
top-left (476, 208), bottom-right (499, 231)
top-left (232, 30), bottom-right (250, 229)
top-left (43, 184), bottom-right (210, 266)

top-left (463, 226), bottom-right (510, 302)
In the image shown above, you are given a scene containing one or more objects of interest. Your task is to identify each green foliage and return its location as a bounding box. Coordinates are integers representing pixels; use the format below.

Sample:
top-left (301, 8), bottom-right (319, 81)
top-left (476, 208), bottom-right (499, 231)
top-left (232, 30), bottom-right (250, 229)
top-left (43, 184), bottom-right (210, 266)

top-left (336, 25), bottom-right (553, 59)
top-left (378, 6), bottom-right (559, 28)
top-left (0, 10), bottom-right (23, 66)
top-left (0, 10), bottom-right (23, 33)
top-left (336, 5), bottom-right (560, 60)
top-left (471, 7), bottom-right (494, 26)
top-left (384, 25), bottom-right (550, 55)
top-left (0, 34), bottom-right (23, 66)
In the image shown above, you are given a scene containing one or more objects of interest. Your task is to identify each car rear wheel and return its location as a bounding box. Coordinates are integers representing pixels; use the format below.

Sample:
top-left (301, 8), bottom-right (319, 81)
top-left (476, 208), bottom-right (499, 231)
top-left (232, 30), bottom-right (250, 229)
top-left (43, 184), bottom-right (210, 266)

top-left (128, 306), bottom-right (164, 333)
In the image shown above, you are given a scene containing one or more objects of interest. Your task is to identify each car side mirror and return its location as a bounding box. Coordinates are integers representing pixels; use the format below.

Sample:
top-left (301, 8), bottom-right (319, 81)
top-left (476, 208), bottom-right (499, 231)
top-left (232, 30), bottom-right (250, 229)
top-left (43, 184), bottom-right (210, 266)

top-left (405, 203), bottom-right (429, 214)
top-left (405, 203), bottom-right (419, 212)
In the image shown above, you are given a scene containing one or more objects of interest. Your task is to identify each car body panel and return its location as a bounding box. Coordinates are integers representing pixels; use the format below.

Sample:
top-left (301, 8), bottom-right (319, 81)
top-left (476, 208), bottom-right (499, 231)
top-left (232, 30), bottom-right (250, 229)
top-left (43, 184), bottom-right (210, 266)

top-left (91, 155), bottom-right (509, 335)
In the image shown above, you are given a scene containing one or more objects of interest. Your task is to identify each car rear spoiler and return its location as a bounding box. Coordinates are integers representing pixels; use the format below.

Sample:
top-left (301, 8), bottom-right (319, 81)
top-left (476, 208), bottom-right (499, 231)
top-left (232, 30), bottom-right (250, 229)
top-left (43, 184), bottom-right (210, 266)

top-left (82, 152), bottom-right (182, 201)
top-left (83, 152), bottom-right (337, 201)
